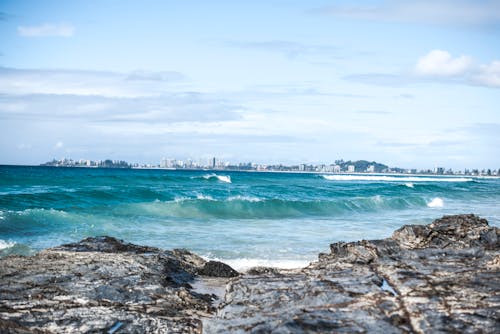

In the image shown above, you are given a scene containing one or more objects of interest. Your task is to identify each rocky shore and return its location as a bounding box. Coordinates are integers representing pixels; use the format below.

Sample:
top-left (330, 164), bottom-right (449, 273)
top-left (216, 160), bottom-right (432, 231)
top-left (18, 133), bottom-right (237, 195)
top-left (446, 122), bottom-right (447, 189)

top-left (1, 214), bottom-right (499, 333)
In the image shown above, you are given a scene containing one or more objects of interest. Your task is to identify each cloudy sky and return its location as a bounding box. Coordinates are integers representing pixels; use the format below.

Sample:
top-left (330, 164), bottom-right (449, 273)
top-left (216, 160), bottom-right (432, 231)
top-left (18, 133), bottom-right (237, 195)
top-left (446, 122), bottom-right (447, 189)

top-left (0, 0), bottom-right (499, 169)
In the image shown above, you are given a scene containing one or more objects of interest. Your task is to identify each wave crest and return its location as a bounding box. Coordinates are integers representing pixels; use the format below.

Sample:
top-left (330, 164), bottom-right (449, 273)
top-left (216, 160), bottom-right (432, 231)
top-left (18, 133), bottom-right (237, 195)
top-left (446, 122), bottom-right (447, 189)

top-left (0, 239), bottom-right (16, 250)
top-left (322, 174), bottom-right (473, 182)
top-left (195, 173), bottom-right (232, 183)
top-left (427, 197), bottom-right (444, 208)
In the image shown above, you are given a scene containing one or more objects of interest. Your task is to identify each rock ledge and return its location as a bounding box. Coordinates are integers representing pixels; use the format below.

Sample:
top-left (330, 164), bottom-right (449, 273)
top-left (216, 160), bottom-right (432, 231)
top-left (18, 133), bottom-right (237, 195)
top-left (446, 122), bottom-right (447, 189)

top-left (1, 214), bottom-right (498, 333)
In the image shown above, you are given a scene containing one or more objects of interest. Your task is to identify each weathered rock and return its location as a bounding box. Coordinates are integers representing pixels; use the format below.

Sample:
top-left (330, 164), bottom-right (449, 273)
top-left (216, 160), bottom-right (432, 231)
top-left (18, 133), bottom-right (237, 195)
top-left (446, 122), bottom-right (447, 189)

top-left (199, 261), bottom-right (239, 278)
top-left (205, 214), bottom-right (500, 333)
top-left (1, 215), bottom-right (498, 333)
top-left (0, 236), bottom-right (235, 333)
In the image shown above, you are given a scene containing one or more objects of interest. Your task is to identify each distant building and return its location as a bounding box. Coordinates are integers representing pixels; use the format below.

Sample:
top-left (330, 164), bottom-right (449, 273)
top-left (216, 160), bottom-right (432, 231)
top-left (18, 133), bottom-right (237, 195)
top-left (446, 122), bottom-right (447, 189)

top-left (366, 165), bottom-right (375, 173)
top-left (434, 167), bottom-right (444, 174)
top-left (347, 165), bottom-right (355, 173)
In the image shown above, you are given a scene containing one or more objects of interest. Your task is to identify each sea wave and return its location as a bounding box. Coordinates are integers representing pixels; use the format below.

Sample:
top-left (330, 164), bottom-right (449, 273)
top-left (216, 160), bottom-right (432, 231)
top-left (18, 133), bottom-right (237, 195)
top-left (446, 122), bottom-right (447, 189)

top-left (322, 174), bottom-right (473, 182)
top-left (427, 197), bottom-right (444, 208)
top-left (227, 195), bottom-right (263, 202)
top-left (0, 240), bottom-right (35, 257)
top-left (201, 173), bottom-right (231, 183)
top-left (196, 193), bottom-right (215, 201)
top-left (0, 239), bottom-right (16, 250)
top-left (120, 195), bottom-right (430, 219)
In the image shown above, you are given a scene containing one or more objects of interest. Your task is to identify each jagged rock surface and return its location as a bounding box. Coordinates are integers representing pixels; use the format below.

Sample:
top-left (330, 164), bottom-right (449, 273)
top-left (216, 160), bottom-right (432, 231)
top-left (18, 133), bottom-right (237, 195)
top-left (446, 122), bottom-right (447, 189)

top-left (205, 214), bottom-right (500, 333)
top-left (1, 214), bottom-right (498, 333)
top-left (0, 237), bottom-right (236, 333)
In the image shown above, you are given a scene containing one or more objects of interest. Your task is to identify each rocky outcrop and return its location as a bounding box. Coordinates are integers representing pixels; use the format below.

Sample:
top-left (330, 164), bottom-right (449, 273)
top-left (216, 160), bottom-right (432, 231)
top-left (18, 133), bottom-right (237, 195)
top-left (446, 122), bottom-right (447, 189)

top-left (0, 237), bottom-right (236, 333)
top-left (205, 214), bottom-right (500, 333)
top-left (1, 214), bottom-right (498, 333)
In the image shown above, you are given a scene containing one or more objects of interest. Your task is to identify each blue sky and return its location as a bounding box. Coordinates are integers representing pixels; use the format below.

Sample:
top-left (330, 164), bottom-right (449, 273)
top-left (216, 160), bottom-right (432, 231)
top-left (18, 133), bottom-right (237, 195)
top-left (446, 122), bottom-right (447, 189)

top-left (0, 0), bottom-right (499, 169)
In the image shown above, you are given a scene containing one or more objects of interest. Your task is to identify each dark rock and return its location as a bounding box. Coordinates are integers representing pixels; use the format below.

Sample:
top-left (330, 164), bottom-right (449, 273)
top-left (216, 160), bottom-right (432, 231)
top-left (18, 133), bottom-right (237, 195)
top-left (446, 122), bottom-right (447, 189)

top-left (0, 237), bottom-right (217, 333)
top-left (246, 266), bottom-right (282, 276)
top-left (205, 214), bottom-right (500, 333)
top-left (1, 214), bottom-right (498, 333)
top-left (199, 261), bottom-right (239, 278)
top-left (54, 236), bottom-right (161, 254)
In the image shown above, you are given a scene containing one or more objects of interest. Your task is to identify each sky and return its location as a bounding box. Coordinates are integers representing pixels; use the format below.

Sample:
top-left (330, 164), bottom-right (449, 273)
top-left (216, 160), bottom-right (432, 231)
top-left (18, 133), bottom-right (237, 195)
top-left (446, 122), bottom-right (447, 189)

top-left (0, 0), bottom-right (499, 169)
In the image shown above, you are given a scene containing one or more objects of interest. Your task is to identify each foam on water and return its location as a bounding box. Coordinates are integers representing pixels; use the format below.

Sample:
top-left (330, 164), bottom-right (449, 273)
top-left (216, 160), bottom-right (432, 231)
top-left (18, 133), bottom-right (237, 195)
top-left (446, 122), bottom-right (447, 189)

top-left (199, 173), bottom-right (232, 183)
top-left (209, 257), bottom-right (312, 271)
top-left (227, 195), bottom-right (263, 202)
top-left (405, 183), bottom-right (414, 188)
top-left (427, 197), bottom-right (444, 208)
top-left (322, 174), bottom-right (473, 182)
top-left (0, 239), bottom-right (16, 250)
top-left (196, 193), bottom-right (215, 201)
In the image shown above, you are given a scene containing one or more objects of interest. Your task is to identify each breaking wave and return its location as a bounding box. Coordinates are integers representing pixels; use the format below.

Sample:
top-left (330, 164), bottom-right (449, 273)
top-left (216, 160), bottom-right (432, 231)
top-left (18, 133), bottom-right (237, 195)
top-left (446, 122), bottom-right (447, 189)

top-left (194, 174), bottom-right (232, 183)
top-left (118, 195), bottom-right (433, 219)
top-left (427, 197), bottom-right (444, 208)
top-left (322, 175), bottom-right (473, 182)
top-left (0, 239), bottom-right (16, 250)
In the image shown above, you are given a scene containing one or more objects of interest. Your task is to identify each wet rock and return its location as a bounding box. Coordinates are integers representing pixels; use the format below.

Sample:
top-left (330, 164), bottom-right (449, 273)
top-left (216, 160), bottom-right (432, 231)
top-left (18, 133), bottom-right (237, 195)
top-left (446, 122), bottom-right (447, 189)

top-left (0, 237), bottom-right (220, 333)
top-left (199, 261), bottom-right (239, 278)
top-left (205, 214), bottom-right (500, 333)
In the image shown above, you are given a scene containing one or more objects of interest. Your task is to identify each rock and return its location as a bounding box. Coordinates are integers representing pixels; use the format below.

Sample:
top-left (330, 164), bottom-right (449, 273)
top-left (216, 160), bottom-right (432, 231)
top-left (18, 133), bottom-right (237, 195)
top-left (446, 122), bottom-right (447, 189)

top-left (199, 261), bottom-right (239, 278)
top-left (1, 215), bottom-right (498, 333)
top-left (205, 214), bottom-right (500, 333)
top-left (392, 214), bottom-right (494, 249)
top-left (0, 236), bottom-right (218, 333)
top-left (53, 235), bottom-right (161, 253)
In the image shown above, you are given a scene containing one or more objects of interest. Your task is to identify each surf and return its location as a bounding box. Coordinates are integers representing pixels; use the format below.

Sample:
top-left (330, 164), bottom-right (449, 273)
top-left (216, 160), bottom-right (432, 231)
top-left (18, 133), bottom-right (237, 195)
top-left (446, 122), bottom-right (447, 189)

top-left (321, 174), bottom-right (473, 182)
top-left (194, 173), bottom-right (232, 183)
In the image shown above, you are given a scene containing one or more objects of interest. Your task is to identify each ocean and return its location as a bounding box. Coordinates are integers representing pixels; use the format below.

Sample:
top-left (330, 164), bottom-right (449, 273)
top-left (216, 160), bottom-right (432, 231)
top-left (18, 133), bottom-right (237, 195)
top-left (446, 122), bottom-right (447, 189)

top-left (1, 165), bottom-right (499, 270)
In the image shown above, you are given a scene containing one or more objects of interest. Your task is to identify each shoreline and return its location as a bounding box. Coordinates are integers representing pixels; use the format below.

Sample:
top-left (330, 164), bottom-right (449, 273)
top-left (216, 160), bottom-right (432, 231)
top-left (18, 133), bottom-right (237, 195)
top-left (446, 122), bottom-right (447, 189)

top-left (2, 164), bottom-right (498, 178)
top-left (1, 214), bottom-right (498, 333)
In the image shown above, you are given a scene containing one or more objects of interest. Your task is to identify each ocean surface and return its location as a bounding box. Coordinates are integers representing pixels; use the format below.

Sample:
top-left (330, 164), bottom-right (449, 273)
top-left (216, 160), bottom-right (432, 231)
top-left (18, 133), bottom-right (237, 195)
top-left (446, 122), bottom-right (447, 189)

top-left (1, 165), bottom-right (499, 270)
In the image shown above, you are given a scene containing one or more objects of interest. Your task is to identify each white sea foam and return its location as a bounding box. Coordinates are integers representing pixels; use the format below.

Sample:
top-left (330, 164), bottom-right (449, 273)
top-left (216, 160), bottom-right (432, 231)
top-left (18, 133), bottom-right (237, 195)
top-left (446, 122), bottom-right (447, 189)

top-left (173, 196), bottom-right (190, 203)
top-left (202, 173), bottom-right (232, 183)
top-left (427, 197), bottom-right (444, 208)
top-left (322, 175), bottom-right (473, 182)
top-left (228, 195), bottom-right (263, 202)
top-left (196, 193), bottom-right (215, 201)
top-left (405, 183), bottom-right (414, 188)
top-left (0, 240), bottom-right (16, 251)
top-left (208, 258), bottom-right (311, 271)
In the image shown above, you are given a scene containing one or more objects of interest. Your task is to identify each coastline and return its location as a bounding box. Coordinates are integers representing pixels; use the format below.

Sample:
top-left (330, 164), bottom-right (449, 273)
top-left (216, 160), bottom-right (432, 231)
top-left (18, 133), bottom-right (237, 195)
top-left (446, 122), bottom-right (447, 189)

top-left (1, 214), bottom-right (498, 333)
top-left (2, 164), bottom-right (498, 178)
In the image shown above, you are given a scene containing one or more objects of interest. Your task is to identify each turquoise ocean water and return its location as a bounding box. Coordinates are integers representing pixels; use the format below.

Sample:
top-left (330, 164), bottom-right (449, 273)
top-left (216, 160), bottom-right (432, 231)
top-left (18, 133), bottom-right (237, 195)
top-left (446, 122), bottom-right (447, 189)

top-left (1, 165), bottom-right (499, 269)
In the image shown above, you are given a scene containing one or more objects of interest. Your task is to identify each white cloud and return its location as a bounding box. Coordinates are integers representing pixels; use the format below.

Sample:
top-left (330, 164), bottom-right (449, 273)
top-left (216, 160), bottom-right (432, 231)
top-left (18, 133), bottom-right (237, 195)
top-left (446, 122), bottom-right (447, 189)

top-left (474, 61), bottom-right (500, 88)
top-left (54, 141), bottom-right (64, 149)
top-left (415, 50), bottom-right (472, 77)
top-left (349, 50), bottom-right (499, 89)
top-left (17, 23), bottom-right (75, 37)
top-left (0, 67), bottom-right (184, 98)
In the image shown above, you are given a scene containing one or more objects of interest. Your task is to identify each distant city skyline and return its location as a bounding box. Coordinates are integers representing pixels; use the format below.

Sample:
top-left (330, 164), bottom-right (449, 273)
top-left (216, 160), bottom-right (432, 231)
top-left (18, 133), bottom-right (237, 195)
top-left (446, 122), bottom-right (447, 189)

top-left (1, 1), bottom-right (499, 169)
top-left (39, 156), bottom-right (499, 176)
